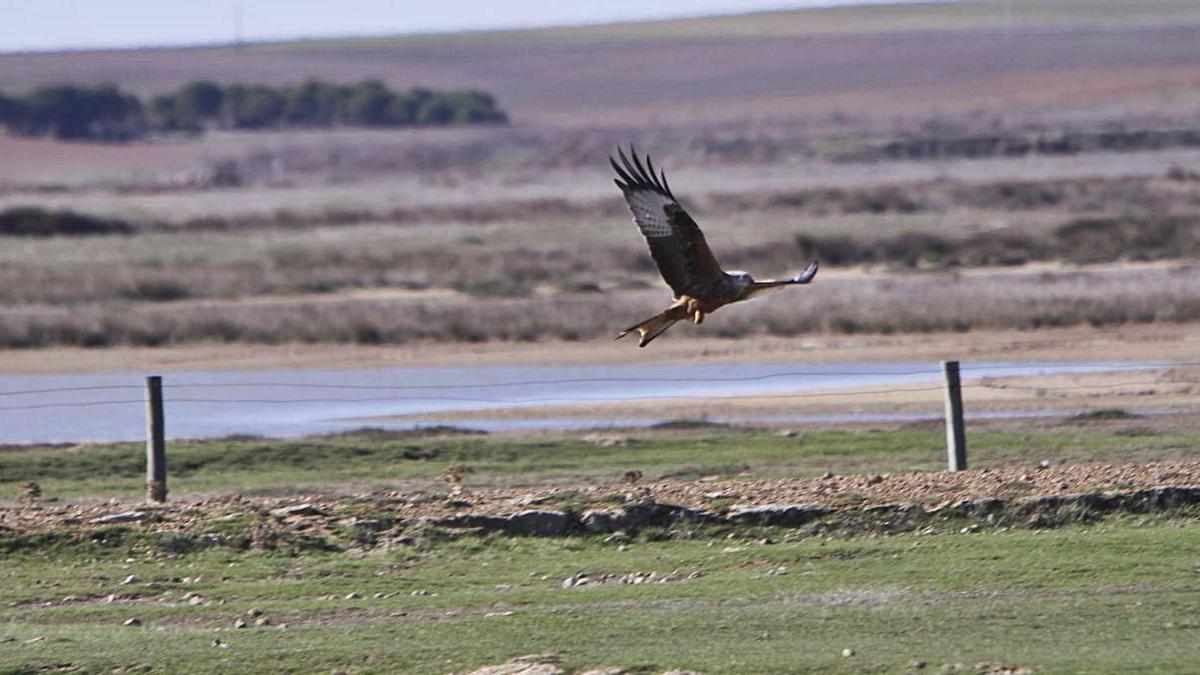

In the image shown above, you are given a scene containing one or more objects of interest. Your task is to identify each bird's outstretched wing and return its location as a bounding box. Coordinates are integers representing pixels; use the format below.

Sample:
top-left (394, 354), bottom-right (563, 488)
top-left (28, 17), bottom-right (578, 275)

top-left (610, 146), bottom-right (726, 298)
top-left (748, 261), bottom-right (820, 289)
top-left (741, 260), bottom-right (819, 300)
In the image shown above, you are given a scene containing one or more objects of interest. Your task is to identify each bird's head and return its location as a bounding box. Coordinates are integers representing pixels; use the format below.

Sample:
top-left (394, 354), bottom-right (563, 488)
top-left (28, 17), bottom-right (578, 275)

top-left (724, 270), bottom-right (755, 299)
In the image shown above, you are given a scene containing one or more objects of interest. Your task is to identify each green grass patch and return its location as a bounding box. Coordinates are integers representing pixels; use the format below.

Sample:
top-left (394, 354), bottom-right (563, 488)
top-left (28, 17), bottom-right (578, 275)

top-left (5, 426), bottom-right (1199, 500)
top-left (1, 517), bottom-right (1199, 673)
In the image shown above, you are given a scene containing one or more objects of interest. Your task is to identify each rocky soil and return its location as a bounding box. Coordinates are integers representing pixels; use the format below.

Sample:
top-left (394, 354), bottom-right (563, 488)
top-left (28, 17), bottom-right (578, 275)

top-left (4, 461), bottom-right (1200, 542)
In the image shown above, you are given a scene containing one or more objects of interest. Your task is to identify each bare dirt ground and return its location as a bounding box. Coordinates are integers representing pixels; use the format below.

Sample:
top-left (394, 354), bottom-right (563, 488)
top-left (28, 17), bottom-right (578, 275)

top-left (5, 461), bottom-right (1200, 538)
top-left (2, 321), bottom-right (1196, 373)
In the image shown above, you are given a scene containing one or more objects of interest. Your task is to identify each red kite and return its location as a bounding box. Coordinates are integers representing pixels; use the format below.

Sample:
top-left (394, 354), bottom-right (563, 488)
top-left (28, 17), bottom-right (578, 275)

top-left (611, 147), bottom-right (819, 347)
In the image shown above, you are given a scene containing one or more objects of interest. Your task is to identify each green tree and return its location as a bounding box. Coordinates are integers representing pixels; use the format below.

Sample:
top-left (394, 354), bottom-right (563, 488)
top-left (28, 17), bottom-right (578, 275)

top-left (177, 80), bottom-right (224, 121)
top-left (345, 80), bottom-right (397, 126)
top-left (447, 90), bottom-right (508, 124)
top-left (415, 93), bottom-right (456, 125)
top-left (283, 79), bottom-right (344, 126)
top-left (387, 88), bottom-right (432, 125)
top-left (0, 79), bottom-right (507, 141)
top-left (17, 83), bottom-right (144, 140)
top-left (148, 94), bottom-right (181, 131)
top-left (221, 85), bottom-right (284, 129)
top-left (0, 91), bottom-right (14, 124)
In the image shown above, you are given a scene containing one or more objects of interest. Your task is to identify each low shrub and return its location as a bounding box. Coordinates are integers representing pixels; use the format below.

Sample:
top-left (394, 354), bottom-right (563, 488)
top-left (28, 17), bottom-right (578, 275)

top-left (0, 207), bottom-right (134, 237)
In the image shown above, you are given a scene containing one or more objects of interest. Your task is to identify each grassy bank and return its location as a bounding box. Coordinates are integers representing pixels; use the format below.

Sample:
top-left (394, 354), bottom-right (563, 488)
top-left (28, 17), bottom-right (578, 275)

top-left (4, 424), bottom-right (1200, 672)
top-left (2, 516), bottom-right (1199, 673)
top-left (4, 424), bottom-right (1199, 500)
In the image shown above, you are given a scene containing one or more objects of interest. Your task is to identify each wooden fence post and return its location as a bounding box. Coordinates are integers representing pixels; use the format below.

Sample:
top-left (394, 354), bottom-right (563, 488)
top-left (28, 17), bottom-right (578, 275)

top-left (145, 375), bottom-right (167, 503)
top-left (942, 361), bottom-right (967, 471)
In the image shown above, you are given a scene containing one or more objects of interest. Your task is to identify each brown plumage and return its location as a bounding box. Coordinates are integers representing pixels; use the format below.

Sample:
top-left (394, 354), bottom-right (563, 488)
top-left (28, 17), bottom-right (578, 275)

top-left (610, 146), bottom-right (818, 347)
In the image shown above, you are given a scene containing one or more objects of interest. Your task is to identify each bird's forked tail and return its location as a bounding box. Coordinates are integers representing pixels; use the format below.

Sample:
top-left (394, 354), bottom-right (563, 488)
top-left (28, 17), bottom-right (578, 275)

top-left (616, 306), bottom-right (687, 348)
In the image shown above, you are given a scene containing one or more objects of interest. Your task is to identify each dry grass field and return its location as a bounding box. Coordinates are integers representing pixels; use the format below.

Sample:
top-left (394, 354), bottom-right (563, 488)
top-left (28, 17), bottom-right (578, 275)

top-left (1, 0), bottom-right (1200, 352)
top-left (4, 1), bottom-right (1200, 127)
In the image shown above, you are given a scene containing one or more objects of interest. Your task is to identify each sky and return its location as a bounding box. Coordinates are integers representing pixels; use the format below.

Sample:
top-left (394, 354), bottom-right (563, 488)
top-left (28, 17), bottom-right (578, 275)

top-left (0, 0), bottom-right (918, 53)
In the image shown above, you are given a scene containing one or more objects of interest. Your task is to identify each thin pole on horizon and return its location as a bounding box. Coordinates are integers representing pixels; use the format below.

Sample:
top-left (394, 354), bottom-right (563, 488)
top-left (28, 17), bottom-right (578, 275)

top-left (232, 0), bottom-right (244, 54)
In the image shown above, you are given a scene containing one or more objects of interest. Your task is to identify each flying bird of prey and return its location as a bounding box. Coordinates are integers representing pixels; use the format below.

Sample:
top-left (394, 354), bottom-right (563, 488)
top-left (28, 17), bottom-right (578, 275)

top-left (610, 147), bottom-right (819, 347)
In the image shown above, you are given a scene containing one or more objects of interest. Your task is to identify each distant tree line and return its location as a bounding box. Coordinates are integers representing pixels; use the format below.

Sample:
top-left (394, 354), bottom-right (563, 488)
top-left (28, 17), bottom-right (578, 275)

top-left (0, 84), bottom-right (144, 141)
top-left (0, 79), bottom-right (508, 141)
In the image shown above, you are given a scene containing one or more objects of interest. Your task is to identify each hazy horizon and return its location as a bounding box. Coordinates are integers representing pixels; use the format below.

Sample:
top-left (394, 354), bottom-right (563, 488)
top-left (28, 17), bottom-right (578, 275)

top-left (1, 0), bottom-right (938, 54)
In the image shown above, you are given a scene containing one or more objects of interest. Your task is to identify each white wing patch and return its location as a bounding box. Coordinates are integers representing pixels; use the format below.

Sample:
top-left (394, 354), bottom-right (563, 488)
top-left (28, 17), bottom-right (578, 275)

top-left (626, 189), bottom-right (673, 239)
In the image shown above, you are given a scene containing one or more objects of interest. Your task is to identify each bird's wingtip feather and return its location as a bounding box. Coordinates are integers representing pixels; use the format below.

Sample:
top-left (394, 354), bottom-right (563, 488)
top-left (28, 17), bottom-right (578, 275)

top-left (610, 144), bottom-right (675, 200)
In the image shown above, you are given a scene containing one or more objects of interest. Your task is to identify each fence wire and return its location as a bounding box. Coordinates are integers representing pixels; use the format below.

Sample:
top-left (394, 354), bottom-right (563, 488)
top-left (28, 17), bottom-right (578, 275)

top-left (1, 360), bottom-right (1197, 403)
top-left (1, 372), bottom-right (1197, 412)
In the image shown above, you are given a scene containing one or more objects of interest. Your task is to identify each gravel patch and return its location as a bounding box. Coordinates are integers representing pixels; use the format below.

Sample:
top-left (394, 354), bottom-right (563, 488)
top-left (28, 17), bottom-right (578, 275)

top-left (4, 461), bottom-right (1200, 538)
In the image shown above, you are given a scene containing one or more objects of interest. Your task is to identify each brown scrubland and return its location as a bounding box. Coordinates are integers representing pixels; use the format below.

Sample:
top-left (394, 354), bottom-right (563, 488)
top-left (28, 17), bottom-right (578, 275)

top-left (0, 0), bottom-right (1199, 354)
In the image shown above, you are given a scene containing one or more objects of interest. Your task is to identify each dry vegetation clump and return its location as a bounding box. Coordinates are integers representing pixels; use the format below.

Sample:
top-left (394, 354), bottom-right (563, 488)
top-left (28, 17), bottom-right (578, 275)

top-left (162, 106), bottom-right (1197, 184)
top-left (2, 179), bottom-right (1200, 348)
top-left (836, 126), bottom-right (1200, 163)
top-left (0, 295), bottom-right (633, 348)
top-left (2, 264), bottom-right (1199, 348)
top-left (786, 268), bottom-right (1200, 335)
top-left (183, 127), bottom-right (655, 188)
top-left (0, 243), bottom-right (629, 305)
top-left (107, 119), bottom-right (1200, 195)
top-left (0, 262), bottom-right (254, 305)
top-left (0, 207), bottom-right (133, 237)
top-left (4, 170), bottom-right (1198, 307)
top-left (776, 214), bottom-right (1200, 271)
top-left (150, 172), bottom-right (1200, 237)
top-left (3, 184), bottom-right (1200, 347)
top-left (440, 464), bottom-right (473, 488)
top-left (128, 197), bottom-right (625, 237)
top-left (1166, 165), bottom-right (1200, 182)
top-left (4, 102), bottom-right (1200, 350)
top-left (19, 480), bottom-right (41, 501)
top-left (781, 231), bottom-right (1029, 269)
top-left (1052, 215), bottom-right (1200, 263)
top-left (720, 174), bottom-right (1200, 219)
top-left (24, 173), bottom-right (1195, 240)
